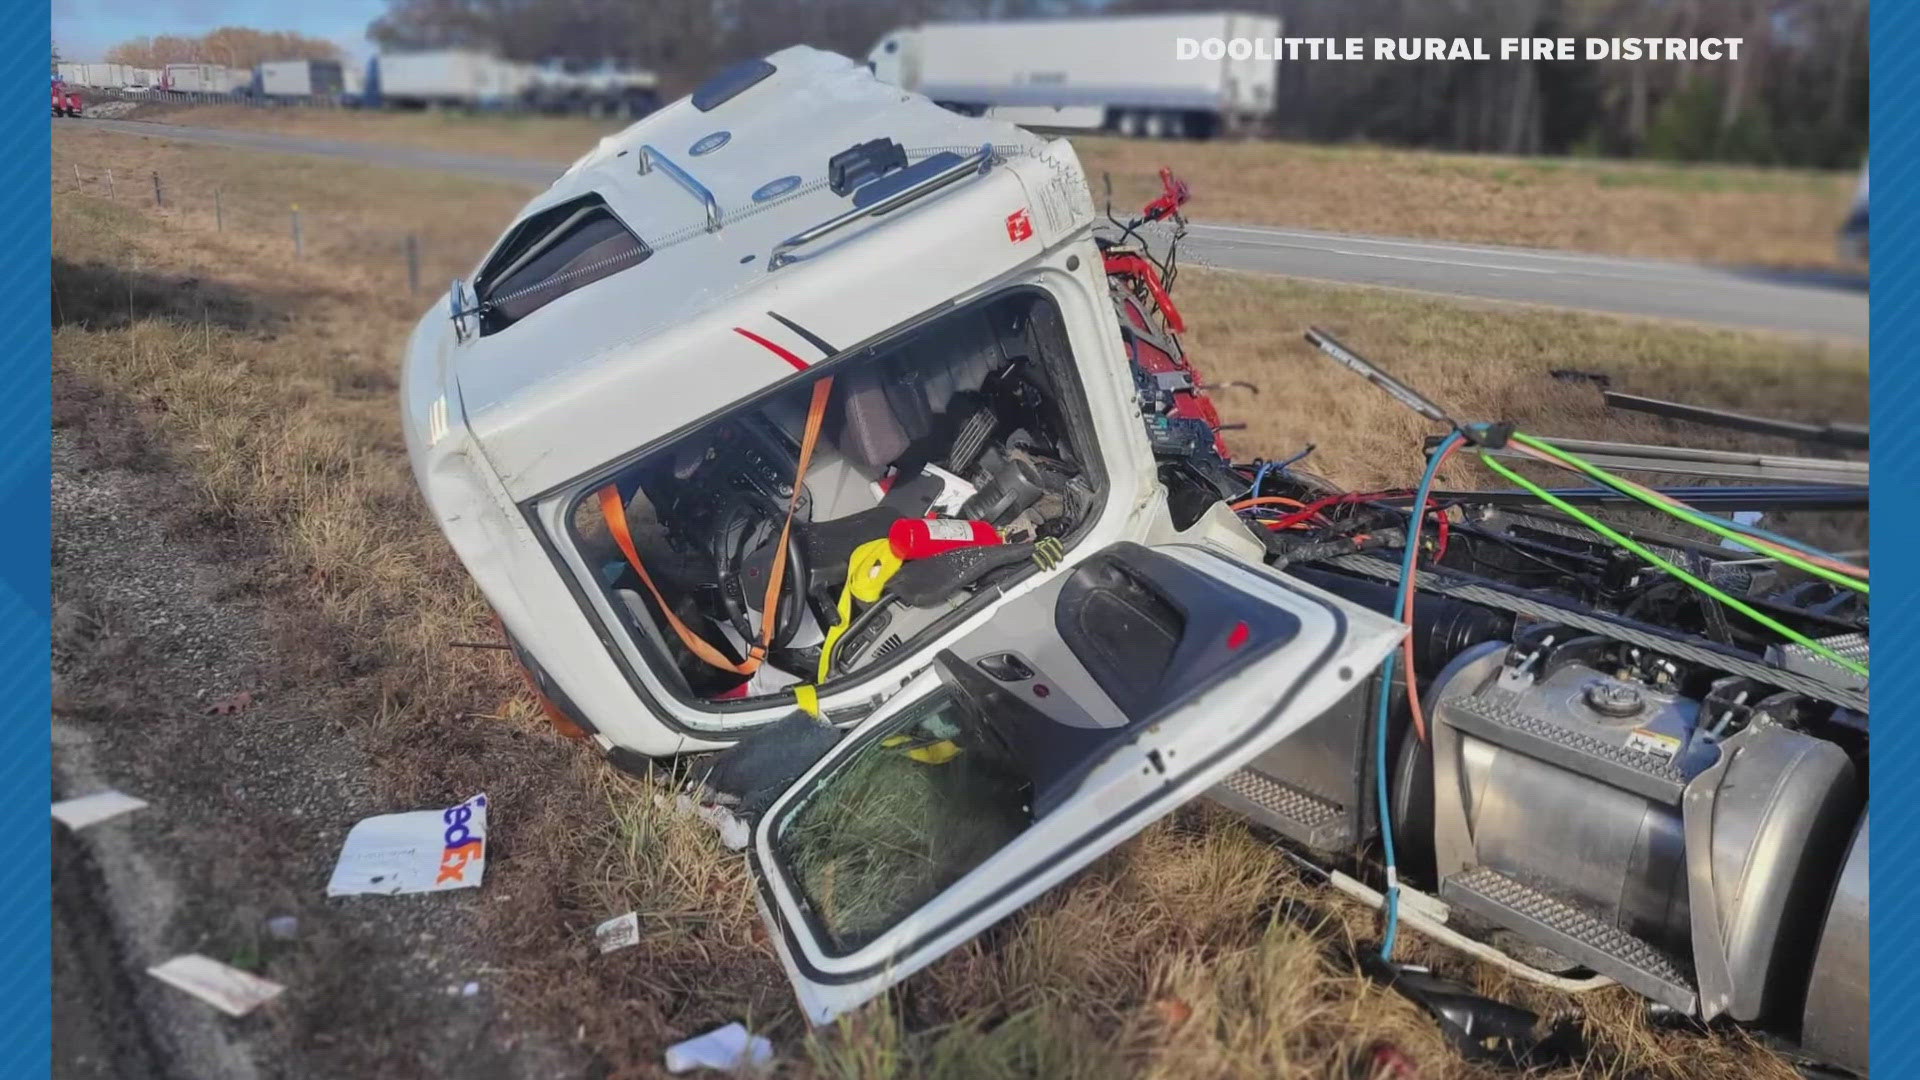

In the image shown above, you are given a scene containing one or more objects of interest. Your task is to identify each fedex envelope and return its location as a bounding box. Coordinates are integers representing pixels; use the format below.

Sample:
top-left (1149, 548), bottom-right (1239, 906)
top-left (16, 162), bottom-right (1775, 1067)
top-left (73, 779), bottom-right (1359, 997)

top-left (326, 793), bottom-right (488, 897)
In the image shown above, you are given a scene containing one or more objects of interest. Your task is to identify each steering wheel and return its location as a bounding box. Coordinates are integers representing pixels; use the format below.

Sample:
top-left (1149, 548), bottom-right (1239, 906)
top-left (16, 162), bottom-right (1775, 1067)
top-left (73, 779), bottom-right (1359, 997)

top-left (712, 495), bottom-right (809, 653)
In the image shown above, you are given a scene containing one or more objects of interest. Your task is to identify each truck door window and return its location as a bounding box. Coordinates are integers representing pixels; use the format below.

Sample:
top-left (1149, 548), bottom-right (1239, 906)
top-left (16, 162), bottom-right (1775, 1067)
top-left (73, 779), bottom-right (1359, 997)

top-left (772, 689), bottom-right (1030, 954)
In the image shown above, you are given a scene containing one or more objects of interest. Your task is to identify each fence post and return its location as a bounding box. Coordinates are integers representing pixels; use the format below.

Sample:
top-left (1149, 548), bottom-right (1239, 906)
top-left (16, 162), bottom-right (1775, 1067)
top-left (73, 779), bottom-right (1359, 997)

top-left (405, 234), bottom-right (420, 294)
top-left (151, 171), bottom-right (163, 208)
top-left (72, 163), bottom-right (80, 186)
top-left (105, 168), bottom-right (114, 200)
top-left (291, 205), bottom-right (303, 257)
top-left (214, 189), bottom-right (223, 232)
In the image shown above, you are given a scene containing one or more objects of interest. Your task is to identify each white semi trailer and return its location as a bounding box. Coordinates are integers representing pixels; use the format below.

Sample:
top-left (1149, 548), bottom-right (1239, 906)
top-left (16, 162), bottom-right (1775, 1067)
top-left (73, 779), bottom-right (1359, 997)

top-left (162, 63), bottom-right (243, 94)
top-left (372, 50), bottom-right (531, 108)
top-left (258, 59), bottom-right (346, 98)
top-left (867, 12), bottom-right (1280, 138)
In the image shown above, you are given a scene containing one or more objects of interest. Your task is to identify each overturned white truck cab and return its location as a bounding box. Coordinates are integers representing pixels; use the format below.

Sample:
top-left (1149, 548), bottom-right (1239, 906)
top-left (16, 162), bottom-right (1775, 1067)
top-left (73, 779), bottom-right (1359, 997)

top-left (403, 48), bottom-right (1868, 1069)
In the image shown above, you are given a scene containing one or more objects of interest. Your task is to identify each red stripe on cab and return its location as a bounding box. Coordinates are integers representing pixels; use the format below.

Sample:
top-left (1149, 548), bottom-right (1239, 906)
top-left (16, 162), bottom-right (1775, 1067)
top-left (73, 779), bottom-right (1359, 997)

top-left (733, 327), bottom-right (810, 371)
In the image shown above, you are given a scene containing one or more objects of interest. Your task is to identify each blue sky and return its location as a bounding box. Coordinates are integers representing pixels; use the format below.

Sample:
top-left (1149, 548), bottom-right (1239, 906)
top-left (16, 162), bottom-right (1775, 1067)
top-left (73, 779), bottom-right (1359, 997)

top-left (53, 0), bottom-right (391, 63)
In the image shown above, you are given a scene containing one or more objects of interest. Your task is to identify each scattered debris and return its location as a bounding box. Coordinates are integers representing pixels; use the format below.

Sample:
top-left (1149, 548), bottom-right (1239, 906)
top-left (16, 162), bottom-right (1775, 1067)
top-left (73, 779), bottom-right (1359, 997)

top-left (462, 981), bottom-right (480, 997)
top-left (205, 691), bottom-right (254, 716)
top-left (80, 100), bottom-right (140, 120)
top-left (1721, 510), bottom-right (1764, 552)
top-left (1152, 998), bottom-right (1193, 1027)
top-left (264, 915), bottom-right (300, 941)
top-left (1549, 368), bottom-right (1612, 388)
top-left (147, 954), bottom-right (285, 1017)
top-left (52, 789), bottom-right (148, 830)
top-left (653, 793), bottom-right (751, 851)
top-left (325, 793), bottom-right (488, 897)
top-left (696, 711), bottom-right (842, 817)
top-left (595, 911), bottom-right (641, 954)
top-left (1359, 955), bottom-right (1588, 1069)
top-left (664, 1022), bottom-right (773, 1074)
top-left (1368, 1042), bottom-right (1420, 1079)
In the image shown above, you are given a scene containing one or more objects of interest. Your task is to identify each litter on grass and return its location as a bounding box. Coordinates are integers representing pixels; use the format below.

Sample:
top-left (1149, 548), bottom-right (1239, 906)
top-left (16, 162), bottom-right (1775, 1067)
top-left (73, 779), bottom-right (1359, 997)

top-left (664, 1022), bottom-right (773, 1074)
top-left (52, 789), bottom-right (148, 829)
top-left (325, 793), bottom-right (488, 897)
top-left (147, 954), bottom-right (285, 1017)
top-left (653, 793), bottom-right (750, 851)
top-left (595, 911), bottom-right (640, 954)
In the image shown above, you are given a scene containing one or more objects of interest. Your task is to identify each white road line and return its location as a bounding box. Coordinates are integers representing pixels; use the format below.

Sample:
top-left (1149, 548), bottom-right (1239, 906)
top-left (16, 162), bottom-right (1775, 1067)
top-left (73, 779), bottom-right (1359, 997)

top-left (1189, 233), bottom-right (1560, 275)
top-left (1190, 221), bottom-right (1670, 266)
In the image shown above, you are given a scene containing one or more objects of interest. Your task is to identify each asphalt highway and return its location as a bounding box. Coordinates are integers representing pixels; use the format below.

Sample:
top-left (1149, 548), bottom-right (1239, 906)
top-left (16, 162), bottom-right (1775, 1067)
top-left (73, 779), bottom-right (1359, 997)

top-left (72, 117), bottom-right (1867, 340)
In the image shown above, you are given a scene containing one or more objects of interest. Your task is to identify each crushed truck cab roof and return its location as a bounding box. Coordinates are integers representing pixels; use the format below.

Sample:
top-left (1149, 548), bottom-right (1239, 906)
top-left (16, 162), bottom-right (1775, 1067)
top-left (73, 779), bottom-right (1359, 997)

top-left (445, 47), bottom-right (1098, 500)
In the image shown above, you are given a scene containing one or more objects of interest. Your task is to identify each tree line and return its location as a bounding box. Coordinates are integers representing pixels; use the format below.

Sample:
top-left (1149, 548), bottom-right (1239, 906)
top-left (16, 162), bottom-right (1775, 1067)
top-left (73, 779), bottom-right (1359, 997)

top-left (103, 28), bottom-right (341, 71)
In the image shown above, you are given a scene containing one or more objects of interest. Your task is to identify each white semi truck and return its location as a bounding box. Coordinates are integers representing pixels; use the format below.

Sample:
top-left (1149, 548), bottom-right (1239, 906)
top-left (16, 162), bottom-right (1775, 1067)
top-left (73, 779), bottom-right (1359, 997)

top-left (867, 12), bottom-right (1280, 138)
top-left (370, 50), bottom-right (656, 116)
top-left (398, 49), bottom-right (1870, 1068)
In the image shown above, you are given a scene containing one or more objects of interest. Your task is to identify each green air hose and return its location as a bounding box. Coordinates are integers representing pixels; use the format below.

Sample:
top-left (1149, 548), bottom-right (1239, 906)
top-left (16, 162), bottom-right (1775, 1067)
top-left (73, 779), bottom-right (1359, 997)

top-left (1479, 452), bottom-right (1867, 679)
top-left (1508, 431), bottom-right (1867, 596)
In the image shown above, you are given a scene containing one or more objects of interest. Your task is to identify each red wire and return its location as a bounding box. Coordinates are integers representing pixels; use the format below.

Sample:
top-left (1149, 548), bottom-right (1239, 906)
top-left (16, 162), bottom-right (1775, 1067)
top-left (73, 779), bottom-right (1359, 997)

top-left (1262, 489), bottom-right (1414, 531)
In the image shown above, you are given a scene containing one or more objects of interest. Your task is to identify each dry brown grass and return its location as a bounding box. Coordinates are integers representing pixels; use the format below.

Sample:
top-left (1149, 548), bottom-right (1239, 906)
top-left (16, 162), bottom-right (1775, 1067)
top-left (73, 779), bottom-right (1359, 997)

top-left (1078, 137), bottom-right (1856, 269)
top-left (1176, 267), bottom-right (1869, 492)
top-left (131, 101), bottom-right (616, 163)
top-left (52, 126), bottom-right (1824, 1078)
top-left (138, 103), bottom-right (1857, 267)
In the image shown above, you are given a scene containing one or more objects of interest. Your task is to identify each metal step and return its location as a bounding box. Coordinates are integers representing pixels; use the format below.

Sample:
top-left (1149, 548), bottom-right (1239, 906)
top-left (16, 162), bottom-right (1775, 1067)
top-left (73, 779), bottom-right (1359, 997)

top-left (1442, 866), bottom-right (1697, 1014)
top-left (1209, 767), bottom-right (1352, 851)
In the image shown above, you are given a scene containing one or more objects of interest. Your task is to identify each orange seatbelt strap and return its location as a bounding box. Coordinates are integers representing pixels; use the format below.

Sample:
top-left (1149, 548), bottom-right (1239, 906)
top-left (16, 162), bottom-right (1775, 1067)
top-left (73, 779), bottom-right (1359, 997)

top-left (596, 376), bottom-right (835, 675)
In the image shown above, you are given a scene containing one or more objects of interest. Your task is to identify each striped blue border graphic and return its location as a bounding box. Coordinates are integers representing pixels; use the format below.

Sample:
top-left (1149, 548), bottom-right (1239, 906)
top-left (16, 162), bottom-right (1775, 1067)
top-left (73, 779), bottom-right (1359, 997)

top-left (16, 0), bottom-right (55, 1070)
top-left (1871, 2), bottom-right (1900, 1076)
top-left (1866, 4), bottom-right (1896, 1068)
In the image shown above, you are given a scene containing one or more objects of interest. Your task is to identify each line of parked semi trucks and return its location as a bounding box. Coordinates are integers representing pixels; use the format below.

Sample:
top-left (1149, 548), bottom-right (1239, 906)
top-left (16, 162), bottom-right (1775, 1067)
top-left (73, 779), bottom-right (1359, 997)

top-left (55, 54), bottom-right (662, 117)
top-left (54, 12), bottom-right (1285, 135)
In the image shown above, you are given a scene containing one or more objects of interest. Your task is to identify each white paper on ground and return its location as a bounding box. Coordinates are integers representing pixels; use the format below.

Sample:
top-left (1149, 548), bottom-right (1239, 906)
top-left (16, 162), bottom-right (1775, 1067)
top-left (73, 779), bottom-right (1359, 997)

top-left (52, 790), bottom-right (148, 829)
top-left (147, 954), bottom-right (285, 1017)
top-left (595, 911), bottom-right (640, 954)
top-left (1720, 511), bottom-right (1763, 552)
top-left (664, 1022), bottom-right (773, 1074)
top-left (652, 793), bottom-right (751, 851)
top-left (325, 793), bottom-right (488, 897)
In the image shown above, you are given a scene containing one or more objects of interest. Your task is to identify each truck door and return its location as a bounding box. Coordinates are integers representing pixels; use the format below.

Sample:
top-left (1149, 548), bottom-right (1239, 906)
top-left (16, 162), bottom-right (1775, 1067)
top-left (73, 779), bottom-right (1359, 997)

top-left (745, 541), bottom-right (1402, 1022)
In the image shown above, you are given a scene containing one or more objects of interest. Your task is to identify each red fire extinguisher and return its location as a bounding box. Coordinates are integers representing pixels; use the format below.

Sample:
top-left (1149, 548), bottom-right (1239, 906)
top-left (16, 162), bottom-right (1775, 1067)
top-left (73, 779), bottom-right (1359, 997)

top-left (889, 517), bottom-right (1001, 560)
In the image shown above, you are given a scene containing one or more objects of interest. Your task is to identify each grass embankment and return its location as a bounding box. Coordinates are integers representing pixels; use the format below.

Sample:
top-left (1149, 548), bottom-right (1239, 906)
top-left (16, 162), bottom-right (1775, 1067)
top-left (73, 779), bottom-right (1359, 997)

top-left (137, 102), bottom-right (1858, 267)
top-left (52, 125), bottom-right (1835, 1078)
top-left (1175, 268), bottom-right (1867, 491)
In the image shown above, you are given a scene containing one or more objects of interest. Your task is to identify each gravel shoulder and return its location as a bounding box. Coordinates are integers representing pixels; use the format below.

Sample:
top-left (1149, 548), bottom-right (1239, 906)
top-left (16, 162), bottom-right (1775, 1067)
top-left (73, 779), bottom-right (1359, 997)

top-left (51, 404), bottom-right (582, 1079)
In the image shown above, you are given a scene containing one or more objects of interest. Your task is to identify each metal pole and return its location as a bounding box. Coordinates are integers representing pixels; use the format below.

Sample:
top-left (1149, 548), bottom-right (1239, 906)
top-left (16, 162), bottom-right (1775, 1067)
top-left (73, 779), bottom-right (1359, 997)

top-left (105, 168), bottom-right (114, 200)
top-left (291, 206), bottom-right (303, 257)
top-left (405, 234), bottom-right (420, 294)
top-left (214, 189), bottom-right (223, 231)
top-left (152, 171), bottom-right (163, 207)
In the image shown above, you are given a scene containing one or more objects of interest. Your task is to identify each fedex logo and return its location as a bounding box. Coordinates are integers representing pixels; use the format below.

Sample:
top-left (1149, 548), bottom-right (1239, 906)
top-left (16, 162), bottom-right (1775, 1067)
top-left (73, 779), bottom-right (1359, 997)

top-left (435, 794), bottom-right (487, 885)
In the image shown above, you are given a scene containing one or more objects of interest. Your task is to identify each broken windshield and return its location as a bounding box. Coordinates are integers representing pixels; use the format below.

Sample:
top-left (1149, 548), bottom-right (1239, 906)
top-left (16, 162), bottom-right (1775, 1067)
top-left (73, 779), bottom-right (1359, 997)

top-left (771, 688), bottom-right (1030, 954)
